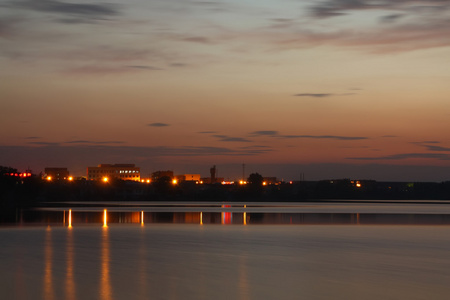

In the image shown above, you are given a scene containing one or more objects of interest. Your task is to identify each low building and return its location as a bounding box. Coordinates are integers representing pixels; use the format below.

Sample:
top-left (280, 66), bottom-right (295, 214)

top-left (178, 174), bottom-right (201, 182)
top-left (151, 170), bottom-right (174, 181)
top-left (87, 164), bottom-right (140, 181)
top-left (45, 167), bottom-right (70, 181)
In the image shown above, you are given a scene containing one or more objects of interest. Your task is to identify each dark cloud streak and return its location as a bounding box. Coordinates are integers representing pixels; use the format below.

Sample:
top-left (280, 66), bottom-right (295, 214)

top-left (147, 123), bottom-right (170, 127)
top-left (347, 153), bottom-right (450, 161)
top-left (250, 131), bottom-right (367, 141)
top-left (294, 93), bottom-right (332, 98)
top-left (14, 0), bottom-right (119, 18)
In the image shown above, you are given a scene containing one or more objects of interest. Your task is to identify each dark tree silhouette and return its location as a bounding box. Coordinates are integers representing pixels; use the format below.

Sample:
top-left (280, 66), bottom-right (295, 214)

top-left (247, 173), bottom-right (263, 185)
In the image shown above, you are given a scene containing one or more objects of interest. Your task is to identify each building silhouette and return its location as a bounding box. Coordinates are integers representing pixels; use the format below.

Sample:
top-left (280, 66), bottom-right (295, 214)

top-left (87, 164), bottom-right (140, 181)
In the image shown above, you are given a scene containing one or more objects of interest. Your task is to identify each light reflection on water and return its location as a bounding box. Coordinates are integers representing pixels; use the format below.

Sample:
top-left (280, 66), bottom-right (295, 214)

top-left (2, 203), bottom-right (450, 299)
top-left (2, 224), bottom-right (450, 299)
top-left (13, 208), bottom-right (450, 226)
top-left (101, 228), bottom-right (111, 300)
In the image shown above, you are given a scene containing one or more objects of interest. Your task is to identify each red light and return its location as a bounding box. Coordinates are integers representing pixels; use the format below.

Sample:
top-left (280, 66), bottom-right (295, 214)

top-left (27, 173), bottom-right (31, 177)
top-left (19, 173), bottom-right (24, 177)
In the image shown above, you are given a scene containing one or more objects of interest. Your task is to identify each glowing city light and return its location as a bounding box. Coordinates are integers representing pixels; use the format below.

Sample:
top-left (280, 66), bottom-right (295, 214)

top-left (172, 179), bottom-right (178, 185)
top-left (68, 176), bottom-right (73, 181)
top-left (46, 176), bottom-right (52, 181)
top-left (102, 177), bottom-right (109, 183)
top-left (262, 181), bottom-right (267, 186)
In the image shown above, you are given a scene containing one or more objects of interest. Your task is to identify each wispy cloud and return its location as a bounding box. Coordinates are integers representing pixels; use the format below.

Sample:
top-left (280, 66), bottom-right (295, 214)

top-left (12, 0), bottom-right (120, 22)
top-left (309, 0), bottom-right (448, 19)
top-left (213, 135), bottom-right (251, 143)
top-left (423, 145), bottom-right (450, 152)
top-left (64, 140), bottom-right (125, 145)
top-left (250, 131), bottom-right (367, 141)
top-left (347, 153), bottom-right (450, 161)
top-left (2, 144), bottom-right (270, 159)
top-left (126, 65), bottom-right (162, 70)
top-left (379, 14), bottom-right (405, 24)
top-left (66, 65), bottom-right (162, 75)
top-left (293, 93), bottom-right (355, 98)
top-left (147, 123), bottom-right (170, 127)
top-left (281, 135), bottom-right (367, 141)
top-left (294, 93), bottom-right (332, 98)
top-left (27, 141), bottom-right (60, 146)
top-left (24, 136), bottom-right (42, 140)
top-left (250, 131), bottom-right (279, 136)
top-left (183, 36), bottom-right (214, 44)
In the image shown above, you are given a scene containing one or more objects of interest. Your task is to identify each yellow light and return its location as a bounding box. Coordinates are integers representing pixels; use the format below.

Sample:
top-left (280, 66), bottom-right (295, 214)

top-left (146, 179), bottom-right (150, 183)
top-left (200, 212), bottom-right (203, 225)
top-left (141, 179), bottom-right (145, 183)
top-left (46, 176), bottom-right (52, 181)
top-left (103, 177), bottom-right (109, 183)
top-left (68, 176), bottom-right (73, 181)
top-left (356, 183), bottom-right (362, 188)
top-left (141, 211), bottom-right (144, 226)
top-left (262, 181), bottom-right (267, 186)
top-left (172, 179), bottom-right (177, 185)
top-left (239, 180), bottom-right (244, 185)
top-left (200, 181), bottom-right (203, 184)
top-left (103, 209), bottom-right (108, 227)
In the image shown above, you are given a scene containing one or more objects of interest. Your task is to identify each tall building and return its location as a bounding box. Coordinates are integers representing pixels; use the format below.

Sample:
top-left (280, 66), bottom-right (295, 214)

top-left (87, 164), bottom-right (140, 181)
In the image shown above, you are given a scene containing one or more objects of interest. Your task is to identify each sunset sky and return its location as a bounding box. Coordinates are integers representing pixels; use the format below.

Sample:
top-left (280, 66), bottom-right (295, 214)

top-left (1, 0), bottom-right (450, 181)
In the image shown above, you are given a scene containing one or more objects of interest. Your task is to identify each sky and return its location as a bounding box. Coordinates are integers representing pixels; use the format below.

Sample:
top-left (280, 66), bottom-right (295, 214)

top-left (1, 0), bottom-right (450, 181)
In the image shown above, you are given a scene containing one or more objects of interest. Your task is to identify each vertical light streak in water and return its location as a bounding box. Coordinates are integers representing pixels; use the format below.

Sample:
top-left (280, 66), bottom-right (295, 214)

top-left (200, 212), bottom-right (203, 225)
top-left (101, 228), bottom-right (112, 300)
top-left (141, 211), bottom-right (144, 226)
top-left (103, 209), bottom-right (108, 228)
top-left (44, 227), bottom-right (55, 300)
top-left (243, 205), bottom-right (247, 225)
top-left (238, 255), bottom-right (250, 300)
top-left (65, 228), bottom-right (76, 300)
top-left (221, 211), bottom-right (224, 225)
top-left (138, 228), bottom-right (148, 298)
top-left (221, 205), bottom-right (232, 224)
top-left (63, 210), bottom-right (66, 227)
top-left (68, 209), bottom-right (72, 228)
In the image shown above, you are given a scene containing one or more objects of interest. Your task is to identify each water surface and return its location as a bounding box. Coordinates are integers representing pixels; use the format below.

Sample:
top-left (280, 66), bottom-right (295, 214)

top-left (2, 202), bottom-right (450, 299)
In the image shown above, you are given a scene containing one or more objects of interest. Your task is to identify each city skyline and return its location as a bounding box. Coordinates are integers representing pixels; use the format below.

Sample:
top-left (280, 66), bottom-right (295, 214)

top-left (1, 0), bottom-right (450, 181)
